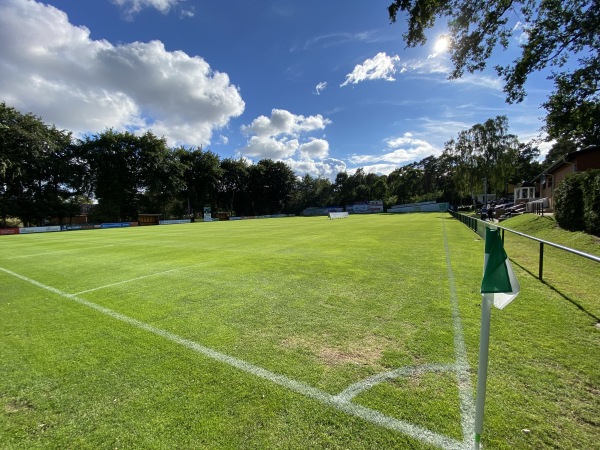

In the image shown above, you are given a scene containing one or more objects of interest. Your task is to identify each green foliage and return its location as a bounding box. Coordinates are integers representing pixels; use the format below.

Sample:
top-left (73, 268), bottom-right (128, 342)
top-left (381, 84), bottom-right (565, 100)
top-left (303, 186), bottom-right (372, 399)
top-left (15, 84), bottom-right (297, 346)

top-left (331, 169), bottom-right (389, 208)
top-left (219, 157), bottom-right (250, 214)
top-left (582, 169), bottom-right (600, 235)
top-left (443, 116), bottom-right (522, 199)
top-left (80, 129), bottom-right (183, 222)
top-left (0, 102), bottom-right (75, 226)
top-left (543, 138), bottom-right (578, 167)
top-left (554, 170), bottom-right (600, 235)
top-left (289, 174), bottom-right (334, 213)
top-left (175, 146), bottom-right (222, 218)
top-left (514, 143), bottom-right (542, 183)
top-left (553, 174), bottom-right (585, 232)
top-left (543, 62), bottom-right (600, 146)
top-left (388, 0), bottom-right (600, 147)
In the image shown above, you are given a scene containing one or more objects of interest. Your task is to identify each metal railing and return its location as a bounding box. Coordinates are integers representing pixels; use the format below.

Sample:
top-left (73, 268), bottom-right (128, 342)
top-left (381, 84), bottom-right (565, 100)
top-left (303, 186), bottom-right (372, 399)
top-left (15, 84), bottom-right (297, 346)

top-left (530, 200), bottom-right (545, 216)
top-left (449, 210), bottom-right (600, 281)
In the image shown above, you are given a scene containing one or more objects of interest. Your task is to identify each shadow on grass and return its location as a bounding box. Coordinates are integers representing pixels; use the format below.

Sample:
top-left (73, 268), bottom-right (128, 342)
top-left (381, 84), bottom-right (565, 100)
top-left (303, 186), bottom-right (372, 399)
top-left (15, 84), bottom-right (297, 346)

top-left (511, 259), bottom-right (600, 324)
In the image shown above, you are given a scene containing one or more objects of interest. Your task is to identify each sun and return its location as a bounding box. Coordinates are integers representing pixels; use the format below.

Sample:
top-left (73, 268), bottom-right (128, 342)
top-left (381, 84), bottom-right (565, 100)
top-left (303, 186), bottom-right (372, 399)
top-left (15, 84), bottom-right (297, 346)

top-left (434, 36), bottom-right (449, 53)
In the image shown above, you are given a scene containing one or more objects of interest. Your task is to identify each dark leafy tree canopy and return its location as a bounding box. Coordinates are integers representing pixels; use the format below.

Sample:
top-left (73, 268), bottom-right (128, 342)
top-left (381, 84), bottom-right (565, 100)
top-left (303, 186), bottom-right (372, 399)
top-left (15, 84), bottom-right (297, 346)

top-left (0, 102), bottom-right (75, 226)
top-left (388, 0), bottom-right (599, 103)
top-left (542, 137), bottom-right (578, 167)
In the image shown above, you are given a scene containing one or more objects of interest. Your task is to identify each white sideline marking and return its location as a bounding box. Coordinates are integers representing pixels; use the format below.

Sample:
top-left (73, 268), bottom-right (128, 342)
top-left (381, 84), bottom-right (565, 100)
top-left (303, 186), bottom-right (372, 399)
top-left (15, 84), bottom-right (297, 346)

top-left (329, 219), bottom-right (475, 444)
top-left (4, 251), bottom-right (62, 260)
top-left (3, 244), bottom-right (115, 260)
top-left (442, 219), bottom-right (476, 440)
top-left (1, 265), bottom-right (469, 450)
top-left (72, 269), bottom-right (179, 295)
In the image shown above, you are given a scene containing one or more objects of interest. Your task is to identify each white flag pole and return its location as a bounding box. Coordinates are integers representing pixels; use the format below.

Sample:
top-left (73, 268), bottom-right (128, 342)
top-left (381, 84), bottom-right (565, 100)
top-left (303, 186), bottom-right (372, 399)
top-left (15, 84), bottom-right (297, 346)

top-left (475, 225), bottom-right (493, 449)
top-left (475, 226), bottom-right (520, 448)
top-left (474, 294), bottom-right (492, 449)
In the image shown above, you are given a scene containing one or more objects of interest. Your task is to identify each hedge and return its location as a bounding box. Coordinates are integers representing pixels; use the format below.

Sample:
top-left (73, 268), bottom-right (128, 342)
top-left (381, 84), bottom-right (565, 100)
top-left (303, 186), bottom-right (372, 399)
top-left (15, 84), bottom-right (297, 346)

top-left (554, 169), bottom-right (600, 235)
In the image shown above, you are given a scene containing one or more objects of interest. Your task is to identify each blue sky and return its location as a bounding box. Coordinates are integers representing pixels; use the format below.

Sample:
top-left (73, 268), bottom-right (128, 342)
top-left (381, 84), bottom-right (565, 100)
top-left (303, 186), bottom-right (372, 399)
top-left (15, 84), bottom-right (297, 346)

top-left (0, 0), bottom-right (554, 179)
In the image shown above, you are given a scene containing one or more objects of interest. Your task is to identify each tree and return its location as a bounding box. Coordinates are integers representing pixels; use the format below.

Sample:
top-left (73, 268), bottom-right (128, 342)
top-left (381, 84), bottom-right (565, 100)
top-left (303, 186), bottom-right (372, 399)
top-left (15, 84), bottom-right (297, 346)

top-left (513, 143), bottom-right (542, 185)
top-left (218, 158), bottom-right (249, 214)
top-left (137, 134), bottom-right (184, 218)
top-left (542, 138), bottom-right (578, 167)
top-left (388, 163), bottom-right (426, 204)
top-left (370, 176), bottom-right (389, 202)
top-left (333, 172), bottom-right (353, 207)
top-left (288, 174), bottom-right (334, 214)
top-left (255, 159), bottom-right (296, 215)
top-left (79, 130), bottom-right (183, 222)
top-left (79, 130), bottom-right (139, 221)
top-left (443, 116), bottom-right (521, 203)
top-left (247, 163), bottom-right (267, 215)
top-left (0, 102), bottom-right (74, 226)
top-left (554, 172), bottom-right (586, 232)
top-left (388, 1), bottom-right (600, 142)
top-left (543, 62), bottom-right (600, 146)
top-left (175, 147), bottom-right (222, 218)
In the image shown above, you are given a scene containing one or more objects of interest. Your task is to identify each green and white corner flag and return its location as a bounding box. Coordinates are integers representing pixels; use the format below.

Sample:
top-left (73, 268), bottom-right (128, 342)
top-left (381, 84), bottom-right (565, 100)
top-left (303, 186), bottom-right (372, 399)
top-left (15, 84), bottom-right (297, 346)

top-left (481, 227), bottom-right (520, 310)
top-left (474, 227), bottom-right (520, 449)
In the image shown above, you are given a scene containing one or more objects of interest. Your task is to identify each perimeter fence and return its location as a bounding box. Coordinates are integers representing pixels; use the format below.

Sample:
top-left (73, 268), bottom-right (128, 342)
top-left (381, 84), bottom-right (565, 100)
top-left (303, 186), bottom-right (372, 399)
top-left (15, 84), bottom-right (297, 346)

top-left (449, 210), bottom-right (600, 323)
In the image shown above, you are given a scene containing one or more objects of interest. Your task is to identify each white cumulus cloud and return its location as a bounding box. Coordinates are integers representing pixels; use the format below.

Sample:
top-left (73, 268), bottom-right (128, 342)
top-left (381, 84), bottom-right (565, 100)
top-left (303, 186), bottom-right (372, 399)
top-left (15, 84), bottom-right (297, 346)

top-left (299, 138), bottom-right (329, 159)
top-left (242, 109), bottom-right (331, 138)
top-left (340, 52), bottom-right (401, 87)
top-left (239, 109), bottom-right (335, 177)
top-left (349, 133), bottom-right (440, 167)
top-left (0, 0), bottom-right (241, 146)
top-left (283, 158), bottom-right (347, 180)
top-left (241, 136), bottom-right (300, 160)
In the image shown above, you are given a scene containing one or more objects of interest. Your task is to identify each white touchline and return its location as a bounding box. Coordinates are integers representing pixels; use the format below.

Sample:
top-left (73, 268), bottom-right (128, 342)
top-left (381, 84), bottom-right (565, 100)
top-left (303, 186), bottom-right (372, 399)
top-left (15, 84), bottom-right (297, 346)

top-left (72, 269), bottom-right (180, 295)
top-left (442, 220), bottom-right (477, 440)
top-left (3, 251), bottom-right (61, 259)
top-left (1, 224), bottom-right (473, 450)
top-left (2, 245), bottom-right (115, 260)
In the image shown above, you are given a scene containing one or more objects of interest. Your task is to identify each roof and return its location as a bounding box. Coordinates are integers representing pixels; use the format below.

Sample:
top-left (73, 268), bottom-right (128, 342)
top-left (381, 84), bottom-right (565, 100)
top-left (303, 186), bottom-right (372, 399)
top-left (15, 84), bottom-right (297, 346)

top-left (533, 145), bottom-right (600, 181)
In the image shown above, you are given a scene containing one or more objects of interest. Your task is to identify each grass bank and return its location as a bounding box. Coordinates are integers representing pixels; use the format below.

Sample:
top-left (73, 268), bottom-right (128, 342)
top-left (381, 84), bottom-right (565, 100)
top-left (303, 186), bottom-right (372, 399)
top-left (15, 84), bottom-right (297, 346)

top-left (501, 214), bottom-right (599, 256)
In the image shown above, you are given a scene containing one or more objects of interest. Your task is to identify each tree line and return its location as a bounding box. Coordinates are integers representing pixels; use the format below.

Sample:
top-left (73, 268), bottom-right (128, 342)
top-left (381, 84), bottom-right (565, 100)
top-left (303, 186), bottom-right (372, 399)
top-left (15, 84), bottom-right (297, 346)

top-left (1, 102), bottom-right (547, 226)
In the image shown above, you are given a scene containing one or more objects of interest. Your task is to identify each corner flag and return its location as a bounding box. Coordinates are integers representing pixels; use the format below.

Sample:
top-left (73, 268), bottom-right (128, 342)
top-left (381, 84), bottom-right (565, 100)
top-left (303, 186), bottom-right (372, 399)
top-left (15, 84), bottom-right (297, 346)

top-left (481, 228), bottom-right (520, 310)
top-left (474, 227), bottom-right (520, 449)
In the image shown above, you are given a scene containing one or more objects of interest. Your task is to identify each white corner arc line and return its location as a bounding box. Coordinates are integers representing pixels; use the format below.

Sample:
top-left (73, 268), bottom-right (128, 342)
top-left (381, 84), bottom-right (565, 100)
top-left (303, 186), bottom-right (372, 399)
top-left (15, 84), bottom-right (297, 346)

top-left (0, 265), bottom-right (469, 450)
top-left (335, 364), bottom-right (458, 403)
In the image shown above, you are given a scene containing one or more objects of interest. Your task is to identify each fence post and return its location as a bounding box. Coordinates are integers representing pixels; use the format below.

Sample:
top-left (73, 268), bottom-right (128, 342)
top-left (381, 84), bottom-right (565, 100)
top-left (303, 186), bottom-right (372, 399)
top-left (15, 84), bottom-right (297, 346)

top-left (539, 242), bottom-right (544, 280)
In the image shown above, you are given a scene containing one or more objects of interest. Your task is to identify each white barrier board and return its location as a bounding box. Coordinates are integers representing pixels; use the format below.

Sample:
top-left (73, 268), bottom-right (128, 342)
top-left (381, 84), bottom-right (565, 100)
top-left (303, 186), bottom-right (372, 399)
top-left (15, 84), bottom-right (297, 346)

top-left (328, 212), bottom-right (349, 219)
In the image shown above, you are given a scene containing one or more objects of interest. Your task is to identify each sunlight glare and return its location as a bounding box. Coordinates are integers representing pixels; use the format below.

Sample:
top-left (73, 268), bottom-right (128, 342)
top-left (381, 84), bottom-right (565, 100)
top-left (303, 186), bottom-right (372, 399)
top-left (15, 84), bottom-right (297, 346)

top-left (434, 36), bottom-right (449, 53)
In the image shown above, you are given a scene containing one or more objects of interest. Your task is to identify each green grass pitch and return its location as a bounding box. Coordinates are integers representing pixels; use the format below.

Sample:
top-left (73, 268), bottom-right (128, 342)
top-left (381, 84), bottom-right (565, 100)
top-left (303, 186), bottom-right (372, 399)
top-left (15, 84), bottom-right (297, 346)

top-left (1, 214), bottom-right (598, 449)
